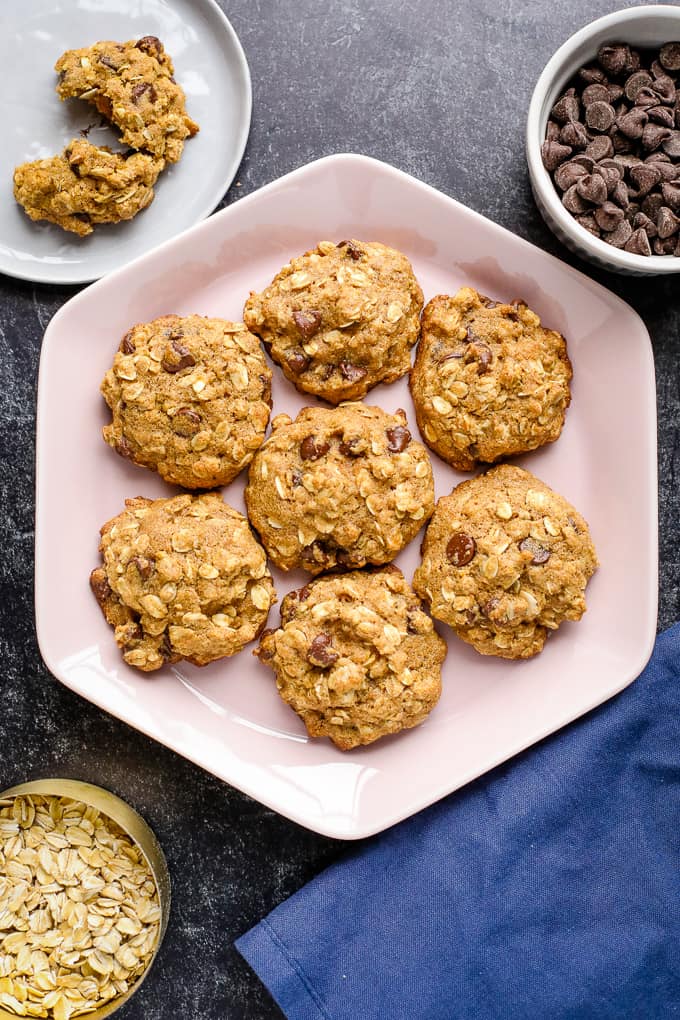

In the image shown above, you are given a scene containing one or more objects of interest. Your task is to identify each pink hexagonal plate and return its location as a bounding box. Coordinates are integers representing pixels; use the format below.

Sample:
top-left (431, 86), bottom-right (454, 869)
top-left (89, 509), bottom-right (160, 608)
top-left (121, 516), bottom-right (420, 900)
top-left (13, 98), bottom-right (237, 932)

top-left (35, 154), bottom-right (658, 839)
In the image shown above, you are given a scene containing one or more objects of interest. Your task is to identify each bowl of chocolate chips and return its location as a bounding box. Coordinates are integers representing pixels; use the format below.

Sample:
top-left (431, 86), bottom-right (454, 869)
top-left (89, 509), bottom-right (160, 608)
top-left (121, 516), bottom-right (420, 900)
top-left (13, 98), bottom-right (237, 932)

top-left (527, 5), bottom-right (680, 274)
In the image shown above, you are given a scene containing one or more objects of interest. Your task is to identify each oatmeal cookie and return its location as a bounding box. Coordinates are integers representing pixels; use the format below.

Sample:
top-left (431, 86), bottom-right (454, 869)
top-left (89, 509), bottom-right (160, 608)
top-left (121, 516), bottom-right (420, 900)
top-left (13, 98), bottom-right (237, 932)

top-left (101, 315), bottom-right (272, 489)
top-left (243, 239), bottom-right (423, 403)
top-left (56, 36), bottom-right (199, 163)
top-left (13, 139), bottom-right (163, 237)
top-left (255, 567), bottom-right (446, 750)
top-left (245, 403), bottom-right (434, 574)
top-left (413, 465), bottom-right (598, 659)
top-left (90, 492), bottom-right (276, 672)
top-left (410, 287), bottom-right (572, 471)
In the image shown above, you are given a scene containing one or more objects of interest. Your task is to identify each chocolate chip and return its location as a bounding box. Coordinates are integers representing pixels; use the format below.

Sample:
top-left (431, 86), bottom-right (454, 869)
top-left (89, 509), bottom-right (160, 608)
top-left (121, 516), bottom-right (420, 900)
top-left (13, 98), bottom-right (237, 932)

top-left (594, 163), bottom-right (620, 195)
top-left (286, 349), bottom-right (310, 375)
top-left (99, 54), bottom-right (120, 71)
top-left (339, 361), bottom-right (367, 383)
top-left (616, 107), bottom-right (648, 139)
top-left (605, 219), bottom-right (633, 248)
top-left (576, 173), bottom-right (607, 204)
top-left (624, 71), bottom-right (653, 101)
top-left (630, 162), bottom-right (662, 196)
top-left (610, 128), bottom-right (635, 154)
top-left (660, 42), bottom-right (680, 73)
top-left (337, 239), bottom-right (363, 260)
top-left (598, 44), bottom-right (631, 77)
top-left (650, 59), bottom-right (670, 80)
top-left (579, 65), bottom-right (608, 85)
top-left (161, 338), bottom-right (195, 374)
top-left (585, 135), bottom-right (614, 161)
top-left (585, 101), bottom-right (615, 132)
top-left (386, 425), bottom-right (411, 452)
top-left (559, 121), bottom-right (588, 148)
top-left (642, 122), bottom-right (672, 151)
top-left (648, 105), bottom-right (675, 128)
top-left (172, 407), bottom-right (202, 436)
top-left (641, 192), bottom-right (664, 219)
top-left (624, 227), bottom-right (652, 255)
top-left (575, 213), bottom-right (600, 236)
top-left (554, 160), bottom-right (588, 191)
top-left (293, 309), bottom-right (322, 338)
top-left (551, 92), bottom-right (580, 124)
top-left (300, 435), bottom-right (330, 460)
top-left (633, 212), bottom-right (658, 238)
top-left (570, 154), bottom-right (596, 171)
top-left (662, 182), bottom-right (680, 211)
top-left (131, 82), bottom-right (157, 103)
top-left (582, 83), bottom-right (610, 106)
top-left (657, 206), bottom-right (680, 239)
top-left (651, 76), bottom-right (676, 104)
top-left (446, 533), bottom-right (476, 567)
top-left (119, 330), bottom-right (136, 354)
top-left (594, 201), bottom-right (625, 231)
top-left (562, 183), bottom-right (590, 214)
top-left (519, 537), bottom-right (551, 564)
top-left (662, 130), bottom-right (680, 157)
top-left (653, 235), bottom-right (678, 254)
top-left (546, 120), bottom-right (561, 141)
top-left (541, 140), bottom-right (572, 171)
top-left (307, 633), bottom-right (339, 668)
top-left (135, 35), bottom-right (163, 57)
top-left (131, 556), bottom-right (152, 579)
top-left (612, 179), bottom-right (630, 208)
top-left (608, 83), bottom-right (625, 104)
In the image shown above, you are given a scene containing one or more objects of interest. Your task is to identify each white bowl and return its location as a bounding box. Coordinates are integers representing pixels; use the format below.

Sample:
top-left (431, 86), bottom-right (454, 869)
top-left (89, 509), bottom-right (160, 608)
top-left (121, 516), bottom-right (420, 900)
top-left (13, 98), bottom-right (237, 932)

top-left (527, 5), bottom-right (680, 276)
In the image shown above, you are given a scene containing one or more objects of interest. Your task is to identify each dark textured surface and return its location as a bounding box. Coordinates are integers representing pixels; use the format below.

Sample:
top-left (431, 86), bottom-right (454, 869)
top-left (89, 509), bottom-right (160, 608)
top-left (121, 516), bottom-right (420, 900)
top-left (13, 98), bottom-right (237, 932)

top-left (1, 1), bottom-right (678, 1017)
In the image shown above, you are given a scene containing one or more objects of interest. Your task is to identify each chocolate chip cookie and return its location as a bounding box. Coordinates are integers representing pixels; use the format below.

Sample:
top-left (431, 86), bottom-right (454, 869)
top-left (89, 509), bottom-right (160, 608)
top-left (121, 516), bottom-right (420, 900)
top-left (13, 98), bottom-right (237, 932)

top-left (413, 465), bottom-right (598, 659)
top-left (243, 240), bottom-right (423, 404)
top-left (101, 315), bottom-right (272, 489)
top-left (13, 140), bottom-right (164, 236)
top-left (255, 567), bottom-right (446, 750)
top-left (245, 403), bottom-right (434, 574)
top-left (410, 287), bottom-right (572, 471)
top-left (56, 37), bottom-right (199, 163)
top-left (90, 492), bottom-right (276, 672)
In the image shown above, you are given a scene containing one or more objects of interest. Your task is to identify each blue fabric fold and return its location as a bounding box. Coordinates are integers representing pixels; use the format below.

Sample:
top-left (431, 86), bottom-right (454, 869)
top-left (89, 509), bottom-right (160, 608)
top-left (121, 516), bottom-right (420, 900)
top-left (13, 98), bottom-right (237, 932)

top-left (237, 626), bottom-right (680, 1019)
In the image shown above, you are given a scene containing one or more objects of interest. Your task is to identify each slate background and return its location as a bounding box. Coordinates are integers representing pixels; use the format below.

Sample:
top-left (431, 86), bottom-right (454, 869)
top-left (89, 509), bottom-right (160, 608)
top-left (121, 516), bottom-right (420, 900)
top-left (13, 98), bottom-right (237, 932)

top-left (1, 1), bottom-right (678, 1017)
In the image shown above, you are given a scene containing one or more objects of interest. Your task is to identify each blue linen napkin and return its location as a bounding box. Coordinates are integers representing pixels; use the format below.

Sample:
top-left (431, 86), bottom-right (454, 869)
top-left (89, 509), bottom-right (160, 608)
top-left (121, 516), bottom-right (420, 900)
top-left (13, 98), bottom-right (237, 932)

top-left (237, 625), bottom-right (680, 1020)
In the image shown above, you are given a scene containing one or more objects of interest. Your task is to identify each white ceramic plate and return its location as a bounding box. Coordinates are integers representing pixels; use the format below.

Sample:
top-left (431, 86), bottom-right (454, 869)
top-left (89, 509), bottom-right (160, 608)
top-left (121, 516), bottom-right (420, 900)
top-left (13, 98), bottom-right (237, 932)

top-left (35, 154), bottom-right (658, 839)
top-left (0, 0), bottom-right (250, 285)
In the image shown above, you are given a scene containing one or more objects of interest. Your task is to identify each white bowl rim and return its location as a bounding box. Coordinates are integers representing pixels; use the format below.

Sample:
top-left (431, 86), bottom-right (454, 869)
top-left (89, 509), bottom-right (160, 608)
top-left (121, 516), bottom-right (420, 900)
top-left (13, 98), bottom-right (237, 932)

top-left (527, 3), bottom-right (680, 274)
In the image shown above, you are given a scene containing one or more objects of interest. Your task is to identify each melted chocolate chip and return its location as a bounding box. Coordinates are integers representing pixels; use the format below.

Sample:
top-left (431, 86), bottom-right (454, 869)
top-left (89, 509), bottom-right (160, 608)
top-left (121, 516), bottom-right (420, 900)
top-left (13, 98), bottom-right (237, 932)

top-left (446, 533), bottom-right (476, 567)
top-left (119, 331), bottom-right (136, 354)
top-left (339, 361), bottom-right (367, 383)
top-left (89, 570), bottom-right (112, 604)
top-left (135, 35), bottom-right (163, 57)
top-left (172, 407), bottom-right (202, 436)
top-left (131, 81), bottom-right (158, 104)
top-left (385, 425), bottom-right (411, 452)
top-left (519, 537), bottom-right (551, 564)
top-left (99, 54), bottom-right (120, 71)
top-left (161, 338), bottom-right (195, 374)
top-left (337, 239), bottom-right (363, 260)
top-left (286, 350), bottom-right (310, 375)
top-left (293, 309), bottom-right (322, 338)
top-left (131, 556), bottom-right (152, 579)
top-left (300, 435), bottom-right (330, 460)
top-left (339, 436), bottom-right (363, 456)
top-left (307, 633), bottom-right (339, 668)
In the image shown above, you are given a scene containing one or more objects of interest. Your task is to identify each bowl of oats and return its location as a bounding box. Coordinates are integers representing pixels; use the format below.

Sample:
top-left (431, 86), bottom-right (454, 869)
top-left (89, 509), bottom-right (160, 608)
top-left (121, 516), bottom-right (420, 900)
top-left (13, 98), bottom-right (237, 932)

top-left (0, 780), bottom-right (170, 1020)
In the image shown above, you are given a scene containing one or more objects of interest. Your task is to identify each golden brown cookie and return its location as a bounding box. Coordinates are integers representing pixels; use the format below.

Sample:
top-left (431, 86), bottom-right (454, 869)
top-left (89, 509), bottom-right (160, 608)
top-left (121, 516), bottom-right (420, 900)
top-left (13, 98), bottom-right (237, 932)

top-left (101, 315), bottom-right (272, 489)
top-left (56, 37), bottom-right (198, 163)
top-left (413, 465), bottom-right (598, 659)
top-left (245, 403), bottom-right (434, 574)
top-left (90, 492), bottom-right (276, 672)
top-left (13, 139), bottom-right (163, 236)
top-left (410, 287), bottom-right (572, 471)
top-left (255, 567), bottom-right (446, 750)
top-left (243, 239), bottom-right (423, 404)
